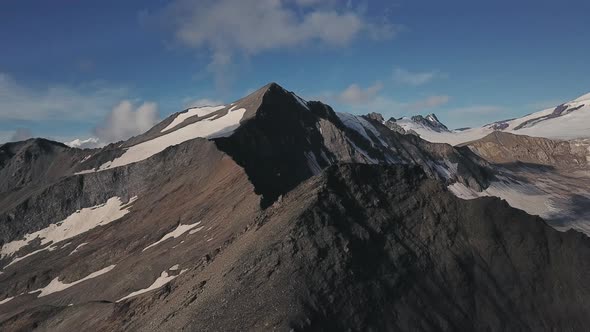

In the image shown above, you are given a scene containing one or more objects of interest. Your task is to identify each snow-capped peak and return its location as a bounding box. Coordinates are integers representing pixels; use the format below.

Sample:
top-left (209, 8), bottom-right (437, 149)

top-left (425, 113), bottom-right (441, 124)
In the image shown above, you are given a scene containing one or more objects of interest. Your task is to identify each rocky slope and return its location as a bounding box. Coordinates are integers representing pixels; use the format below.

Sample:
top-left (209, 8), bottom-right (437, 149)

top-left (0, 139), bottom-right (90, 195)
top-left (461, 131), bottom-right (590, 169)
top-left (3, 164), bottom-right (590, 331)
top-left (449, 132), bottom-right (590, 236)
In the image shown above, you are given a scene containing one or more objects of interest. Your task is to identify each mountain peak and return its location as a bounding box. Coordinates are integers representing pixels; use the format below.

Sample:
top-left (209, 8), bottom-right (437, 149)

top-left (254, 82), bottom-right (287, 95)
top-left (409, 113), bottom-right (449, 132)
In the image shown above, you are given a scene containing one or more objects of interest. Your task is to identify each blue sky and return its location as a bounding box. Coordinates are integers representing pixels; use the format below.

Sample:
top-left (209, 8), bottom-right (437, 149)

top-left (1, 0), bottom-right (589, 144)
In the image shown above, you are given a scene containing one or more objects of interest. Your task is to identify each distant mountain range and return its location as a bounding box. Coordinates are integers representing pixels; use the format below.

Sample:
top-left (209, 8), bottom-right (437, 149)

top-left (1, 83), bottom-right (590, 331)
top-left (391, 92), bottom-right (590, 145)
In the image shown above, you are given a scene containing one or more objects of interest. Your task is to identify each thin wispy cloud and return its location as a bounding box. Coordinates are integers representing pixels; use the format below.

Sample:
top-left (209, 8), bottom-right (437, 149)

top-left (183, 98), bottom-right (224, 109)
top-left (405, 95), bottom-right (451, 111)
top-left (322, 81), bottom-right (451, 116)
top-left (337, 82), bottom-right (384, 105)
top-left (393, 68), bottom-right (443, 86)
top-left (0, 73), bottom-right (127, 122)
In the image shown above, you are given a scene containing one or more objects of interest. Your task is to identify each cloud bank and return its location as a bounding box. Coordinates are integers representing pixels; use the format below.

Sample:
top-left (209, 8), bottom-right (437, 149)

top-left (156, 0), bottom-right (398, 86)
top-left (93, 101), bottom-right (160, 143)
top-left (0, 73), bottom-right (127, 122)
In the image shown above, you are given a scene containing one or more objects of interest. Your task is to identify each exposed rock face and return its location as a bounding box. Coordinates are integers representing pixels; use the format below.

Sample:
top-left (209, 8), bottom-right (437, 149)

top-left (410, 114), bottom-right (450, 132)
top-left (0, 139), bottom-right (89, 195)
top-left (384, 117), bottom-right (407, 134)
top-left (462, 131), bottom-right (589, 169)
top-left (456, 132), bottom-right (590, 236)
top-left (215, 84), bottom-right (491, 206)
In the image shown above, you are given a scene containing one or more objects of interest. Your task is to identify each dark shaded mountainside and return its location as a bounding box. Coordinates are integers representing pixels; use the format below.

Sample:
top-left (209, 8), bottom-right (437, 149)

top-left (0, 83), bottom-right (590, 331)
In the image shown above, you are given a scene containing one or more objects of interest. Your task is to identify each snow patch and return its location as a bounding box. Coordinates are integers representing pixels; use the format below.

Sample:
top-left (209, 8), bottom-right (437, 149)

top-left (34, 265), bottom-right (116, 297)
top-left (116, 270), bottom-right (178, 302)
top-left (79, 108), bottom-right (247, 173)
top-left (161, 105), bottom-right (225, 133)
top-left (142, 221), bottom-right (202, 251)
top-left (69, 242), bottom-right (89, 256)
top-left (1, 197), bottom-right (137, 264)
top-left (188, 226), bottom-right (204, 235)
top-left (574, 92), bottom-right (590, 102)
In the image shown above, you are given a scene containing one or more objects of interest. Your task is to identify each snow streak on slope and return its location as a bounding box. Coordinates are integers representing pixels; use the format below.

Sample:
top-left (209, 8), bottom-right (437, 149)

top-left (80, 107), bottom-right (247, 172)
top-left (142, 221), bottom-right (202, 252)
top-left (161, 106), bottom-right (225, 133)
top-left (117, 267), bottom-right (187, 302)
top-left (34, 265), bottom-right (116, 297)
top-left (1, 197), bottom-right (137, 263)
top-left (0, 296), bottom-right (14, 305)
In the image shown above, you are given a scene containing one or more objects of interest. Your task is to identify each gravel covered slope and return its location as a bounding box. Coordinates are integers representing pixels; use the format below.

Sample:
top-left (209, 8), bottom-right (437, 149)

top-left (18, 164), bottom-right (590, 331)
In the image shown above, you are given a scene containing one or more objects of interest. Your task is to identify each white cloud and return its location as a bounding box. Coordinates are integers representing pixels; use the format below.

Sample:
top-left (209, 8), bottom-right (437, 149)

top-left (93, 100), bottom-right (160, 143)
top-left (405, 95), bottom-right (451, 111)
top-left (324, 82), bottom-right (450, 115)
top-left (66, 138), bottom-right (101, 149)
top-left (157, 0), bottom-right (397, 84)
top-left (393, 68), bottom-right (442, 86)
top-left (337, 82), bottom-right (383, 105)
top-left (183, 98), bottom-right (224, 109)
top-left (0, 73), bottom-right (127, 122)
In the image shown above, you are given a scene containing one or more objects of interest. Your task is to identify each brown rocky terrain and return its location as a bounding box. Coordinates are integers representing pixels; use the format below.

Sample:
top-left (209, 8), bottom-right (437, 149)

top-left (461, 131), bottom-right (590, 169)
top-left (2, 164), bottom-right (590, 331)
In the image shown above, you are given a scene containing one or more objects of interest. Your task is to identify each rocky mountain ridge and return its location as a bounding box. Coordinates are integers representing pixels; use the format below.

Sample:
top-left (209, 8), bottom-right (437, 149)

top-left (1, 83), bottom-right (590, 331)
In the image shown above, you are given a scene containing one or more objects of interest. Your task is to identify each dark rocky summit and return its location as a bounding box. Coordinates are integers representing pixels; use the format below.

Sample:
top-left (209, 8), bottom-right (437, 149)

top-left (411, 114), bottom-right (450, 132)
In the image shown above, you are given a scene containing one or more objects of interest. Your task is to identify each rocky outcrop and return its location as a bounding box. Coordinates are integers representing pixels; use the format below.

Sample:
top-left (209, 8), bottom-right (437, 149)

top-left (0, 139), bottom-right (88, 195)
top-left (462, 131), bottom-right (589, 169)
top-left (410, 114), bottom-right (450, 132)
